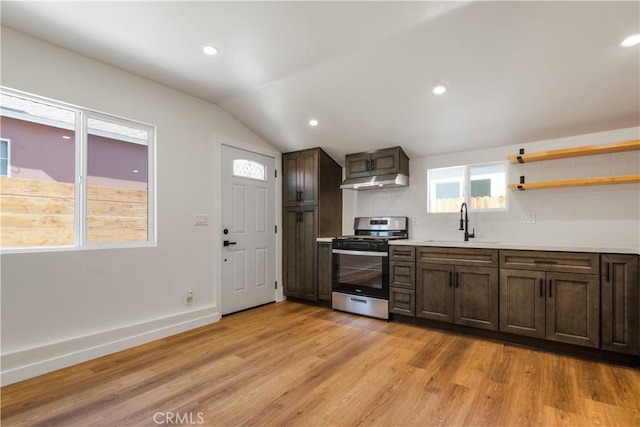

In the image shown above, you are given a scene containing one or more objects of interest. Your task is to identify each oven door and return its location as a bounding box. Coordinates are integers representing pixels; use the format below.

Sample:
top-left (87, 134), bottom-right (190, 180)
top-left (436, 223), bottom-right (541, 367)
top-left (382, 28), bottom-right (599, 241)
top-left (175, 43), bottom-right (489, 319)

top-left (332, 249), bottom-right (389, 299)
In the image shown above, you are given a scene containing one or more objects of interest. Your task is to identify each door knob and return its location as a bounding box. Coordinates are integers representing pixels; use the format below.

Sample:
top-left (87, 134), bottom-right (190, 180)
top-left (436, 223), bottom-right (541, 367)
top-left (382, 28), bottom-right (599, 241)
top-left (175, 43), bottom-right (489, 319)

top-left (223, 240), bottom-right (237, 247)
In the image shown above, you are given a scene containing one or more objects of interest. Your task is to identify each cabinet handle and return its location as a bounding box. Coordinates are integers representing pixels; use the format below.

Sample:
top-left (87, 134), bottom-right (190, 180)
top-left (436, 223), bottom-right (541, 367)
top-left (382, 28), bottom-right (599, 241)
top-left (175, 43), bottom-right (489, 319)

top-left (449, 271), bottom-right (453, 287)
top-left (371, 158), bottom-right (376, 171)
top-left (365, 159), bottom-right (370, 171)
top-left (606, 262), bottom-right (611, 282)
top-left (548, 279), bottom-right (553, 298)
top-left (539, 278), bottom-right (543, 297)
top-left (299, 190), bottom-right (303, 201)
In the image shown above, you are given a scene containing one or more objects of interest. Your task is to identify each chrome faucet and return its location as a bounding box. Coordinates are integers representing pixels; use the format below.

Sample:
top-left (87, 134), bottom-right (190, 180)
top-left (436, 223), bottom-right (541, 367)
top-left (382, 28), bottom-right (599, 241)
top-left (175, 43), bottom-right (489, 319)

top-left (459, 202), bottom-right (475, 242)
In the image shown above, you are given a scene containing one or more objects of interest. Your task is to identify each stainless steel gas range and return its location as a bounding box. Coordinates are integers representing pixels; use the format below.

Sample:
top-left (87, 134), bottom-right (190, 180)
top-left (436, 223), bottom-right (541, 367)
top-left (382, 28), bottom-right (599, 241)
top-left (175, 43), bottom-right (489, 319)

top-left (331, 216), bottom-right (408, 320)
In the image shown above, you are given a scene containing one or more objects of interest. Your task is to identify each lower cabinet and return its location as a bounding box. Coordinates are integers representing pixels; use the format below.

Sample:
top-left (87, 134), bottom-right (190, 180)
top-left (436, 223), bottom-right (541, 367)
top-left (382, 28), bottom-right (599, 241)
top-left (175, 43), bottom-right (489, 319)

top-left (389, 246), bottom-right (416, 316)
top-left (601, 254), bottom-right (639, 354)
top-left (416, 263), bottom-right (499, 330)
top-left (317, 242), bottom-right (332, 301)
top-left (500, 269), bottom-right (600, 348)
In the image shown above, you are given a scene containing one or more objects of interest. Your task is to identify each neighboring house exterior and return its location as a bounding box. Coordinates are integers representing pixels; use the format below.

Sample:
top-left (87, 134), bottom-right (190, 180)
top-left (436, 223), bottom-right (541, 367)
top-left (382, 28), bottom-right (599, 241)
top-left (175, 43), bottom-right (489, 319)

top-left (0, 116), bottom-right (147, 189)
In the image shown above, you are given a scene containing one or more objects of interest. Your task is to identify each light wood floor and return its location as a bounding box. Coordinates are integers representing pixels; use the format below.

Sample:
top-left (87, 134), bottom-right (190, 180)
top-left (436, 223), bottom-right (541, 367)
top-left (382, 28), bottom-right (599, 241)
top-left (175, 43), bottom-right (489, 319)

top-left (2, 301), bottom-right (639, 427)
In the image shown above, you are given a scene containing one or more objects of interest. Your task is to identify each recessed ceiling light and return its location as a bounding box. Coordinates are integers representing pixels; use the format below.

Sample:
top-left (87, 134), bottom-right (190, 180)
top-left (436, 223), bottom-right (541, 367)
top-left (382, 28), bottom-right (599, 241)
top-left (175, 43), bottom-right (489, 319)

top-left (203, 45), bottom-right (218, 55)
top-left (62, 135), bottom-right (71, 139)
top-left (620, 34), bottom-right (640, 47)
top-left (432, 85), bottom-right (447, 95)
top-left (308, 119), bottom-right (319, 127)
top-left (132, 169), bottom-right (139, 173)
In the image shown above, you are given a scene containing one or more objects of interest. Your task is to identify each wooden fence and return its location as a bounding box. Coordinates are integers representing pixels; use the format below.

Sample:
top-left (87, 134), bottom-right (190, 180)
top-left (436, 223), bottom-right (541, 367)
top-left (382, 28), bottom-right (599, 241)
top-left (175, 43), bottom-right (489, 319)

top-left (434, 196), bottom-right (506, 212)
top-left (1, 177), bottom-right (147, 247)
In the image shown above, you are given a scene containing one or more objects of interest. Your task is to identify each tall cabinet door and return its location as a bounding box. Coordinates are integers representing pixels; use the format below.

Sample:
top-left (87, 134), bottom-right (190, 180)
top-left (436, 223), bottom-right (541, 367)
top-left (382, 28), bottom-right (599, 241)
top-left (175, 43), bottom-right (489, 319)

top-left (297, 150), bottom-right (318, 206)
top-left (416, 263), bottom-right (454, 322)
top-left (601, 254), bottom-right (639, 354)
top-left (499, 269), bottom-right (546, 338)
top-left (546, 272), bottom-right (600, 348)
top-left (283, 208), bottom-right (302, 297)
top-left (455, 266), bottom-right (499, 331)
top-left (283, 155), bottom-right (301, 207)
top-left (297, 207), bottom-right (318, 300)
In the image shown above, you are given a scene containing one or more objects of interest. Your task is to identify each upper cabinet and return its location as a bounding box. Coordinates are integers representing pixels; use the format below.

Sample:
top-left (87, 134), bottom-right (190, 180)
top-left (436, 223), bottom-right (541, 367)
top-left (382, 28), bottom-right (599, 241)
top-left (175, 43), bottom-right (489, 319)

top-left (283, 149), bottom-right (318, 206)
top-left (345, 147), bottom-right (409, 179)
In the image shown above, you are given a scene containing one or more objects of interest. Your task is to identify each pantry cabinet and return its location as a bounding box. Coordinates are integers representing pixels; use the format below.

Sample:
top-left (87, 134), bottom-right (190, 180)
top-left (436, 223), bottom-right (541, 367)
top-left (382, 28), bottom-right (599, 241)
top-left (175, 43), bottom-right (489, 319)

top-left (282, 148), bottom-right (342, 301)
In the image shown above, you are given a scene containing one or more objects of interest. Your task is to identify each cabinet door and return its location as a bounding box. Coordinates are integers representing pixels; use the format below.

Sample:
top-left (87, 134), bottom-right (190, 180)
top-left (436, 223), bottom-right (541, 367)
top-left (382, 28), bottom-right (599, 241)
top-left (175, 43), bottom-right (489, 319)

top-left (499, 269), bottom-right (546, 338)
top-left (390, 261), bottom-right (415, 289)
top-left (297, 207), bottom-right (319, 301)
top-left (416, 263), bottom-right (454, 322)
top-left (455, 266), bottom-right (499, 331)
top-left (283, 208), bottom-right (301, 297)
top-left (546, 272), bottom-right (600, 348)
top-left (344, 152), bottom-right (372, 178)
top-left (601, 254), bottom-right (639, 354)
top-left (297, 151), bottom-right (318, 206)
top-left (317, 242), bottom-right (332, 301)
top-left (283, 207), bottom-right (318, 301)
top-left (370, 147), bottom-right (401, 176)
top-left (282, 154), bottom-right (301, 207)
top-left (390, 287), bottom-right (415, 317)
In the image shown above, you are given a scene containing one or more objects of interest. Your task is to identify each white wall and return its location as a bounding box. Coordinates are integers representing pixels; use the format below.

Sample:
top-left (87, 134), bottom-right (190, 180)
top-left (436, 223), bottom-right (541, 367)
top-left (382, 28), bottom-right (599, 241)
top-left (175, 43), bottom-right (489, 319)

top-left (0, 28), bottom-right (283, 385)
top-left (352, 127), bottom-right (640, 251)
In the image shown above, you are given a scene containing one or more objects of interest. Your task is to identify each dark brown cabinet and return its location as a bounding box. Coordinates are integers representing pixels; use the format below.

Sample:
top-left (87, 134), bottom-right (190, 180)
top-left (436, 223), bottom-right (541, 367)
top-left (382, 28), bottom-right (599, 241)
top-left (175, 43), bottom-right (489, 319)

top-left (317, 242), bottom-right (332, 301)
top-left (389, 246), bottom-right (416, 316)
top-left (282, 148), bottom-right (342, 301)
top-left (415, 247), bottom-right (499, 331)
top-left (344, 147), bottom-right (409, 179)
top-left (499, 250), bottom-right (600, 348)
top-left (601, 254), bottom-right (639, 354)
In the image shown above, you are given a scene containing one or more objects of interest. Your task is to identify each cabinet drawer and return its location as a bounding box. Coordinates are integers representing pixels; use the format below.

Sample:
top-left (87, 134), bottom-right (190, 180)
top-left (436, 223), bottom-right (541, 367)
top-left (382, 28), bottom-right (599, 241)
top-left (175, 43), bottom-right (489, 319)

top-left (416, 246), bottom-right (498, 267)
top-left (500, 250), bottom-right (600, 274)
top-left (390, 261), bottom-right (415, 289)
top-left (390, 245), bottom-right (415, 262)
top-left (389, 287), bottom-right (415, 317)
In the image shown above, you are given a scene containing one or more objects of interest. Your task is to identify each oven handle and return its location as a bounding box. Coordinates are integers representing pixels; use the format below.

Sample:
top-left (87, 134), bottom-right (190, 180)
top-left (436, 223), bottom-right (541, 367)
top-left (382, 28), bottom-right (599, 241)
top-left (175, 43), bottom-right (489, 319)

top-left (332, 249), bottom-right (388, 257)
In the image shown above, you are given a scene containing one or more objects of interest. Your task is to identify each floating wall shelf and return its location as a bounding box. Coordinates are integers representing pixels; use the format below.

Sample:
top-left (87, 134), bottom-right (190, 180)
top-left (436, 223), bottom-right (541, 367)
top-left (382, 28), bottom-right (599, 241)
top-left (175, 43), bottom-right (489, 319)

top-left (508, 139), bottom-right (640, 191)
top-left (509, 175), bottom-right (640, 191)
top-left (508, 139), bottom-right (640, 164)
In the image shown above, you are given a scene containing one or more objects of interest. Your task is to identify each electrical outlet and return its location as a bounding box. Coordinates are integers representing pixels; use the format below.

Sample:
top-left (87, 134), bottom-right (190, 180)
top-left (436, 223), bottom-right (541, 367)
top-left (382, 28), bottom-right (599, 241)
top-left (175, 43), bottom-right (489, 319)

top-left (193, 214), bottom-right (209, 226)
top-left (522, 212), bottom-right (536, 224)
top-left (185, 290), bottom-right (193, 304)
top-left (412, 216), bottom-right (419, 225)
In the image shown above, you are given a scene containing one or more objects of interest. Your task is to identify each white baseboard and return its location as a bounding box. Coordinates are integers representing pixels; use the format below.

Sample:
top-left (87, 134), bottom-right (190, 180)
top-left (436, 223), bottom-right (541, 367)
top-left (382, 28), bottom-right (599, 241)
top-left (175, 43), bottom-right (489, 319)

top-left (1, 307), bottom-right (221, 386)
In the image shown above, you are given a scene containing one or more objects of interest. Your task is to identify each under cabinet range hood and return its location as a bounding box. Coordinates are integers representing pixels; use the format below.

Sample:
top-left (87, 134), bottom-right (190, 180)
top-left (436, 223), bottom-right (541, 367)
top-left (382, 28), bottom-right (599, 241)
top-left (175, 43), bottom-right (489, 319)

top-left (340, 173), bottom-right (409, 190)
top-left (340, 146), bottom-right (410, 190)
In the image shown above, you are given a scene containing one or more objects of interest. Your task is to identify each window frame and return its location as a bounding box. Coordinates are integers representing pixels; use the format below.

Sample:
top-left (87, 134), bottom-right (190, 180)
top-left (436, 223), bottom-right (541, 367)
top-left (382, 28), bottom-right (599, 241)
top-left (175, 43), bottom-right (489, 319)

top-left (0, 138), bottom-right (10, 177)
top-left (0, 87), bottom-right (156, 253)
top-left (428, 161), bottom-right (508, 213)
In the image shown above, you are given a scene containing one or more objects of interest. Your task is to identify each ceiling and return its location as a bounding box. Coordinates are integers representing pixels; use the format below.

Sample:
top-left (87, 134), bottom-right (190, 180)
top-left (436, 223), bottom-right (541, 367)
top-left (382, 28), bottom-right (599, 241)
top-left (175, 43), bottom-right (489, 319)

top-left (2, 1), bottom-right (639, 163)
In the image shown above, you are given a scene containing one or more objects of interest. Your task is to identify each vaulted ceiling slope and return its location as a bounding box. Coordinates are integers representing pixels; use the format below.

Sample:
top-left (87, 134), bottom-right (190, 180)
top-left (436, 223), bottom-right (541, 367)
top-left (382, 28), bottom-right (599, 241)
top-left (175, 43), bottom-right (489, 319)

top-left (2, 1), bottom-right (639, 162)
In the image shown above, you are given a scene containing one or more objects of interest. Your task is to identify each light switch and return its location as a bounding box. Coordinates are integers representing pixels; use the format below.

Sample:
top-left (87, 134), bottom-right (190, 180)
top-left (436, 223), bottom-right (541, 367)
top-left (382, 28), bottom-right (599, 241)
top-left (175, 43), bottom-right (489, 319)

top-left (194, 214), bottom-right (209, 226)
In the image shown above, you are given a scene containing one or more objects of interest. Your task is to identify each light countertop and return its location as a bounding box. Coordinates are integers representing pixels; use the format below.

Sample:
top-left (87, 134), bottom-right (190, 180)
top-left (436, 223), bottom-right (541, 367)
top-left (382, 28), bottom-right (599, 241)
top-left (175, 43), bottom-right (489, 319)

top-left (389, 239), bottom-right (639, 255)
top-left (316, 237), bottom-right (334, 243)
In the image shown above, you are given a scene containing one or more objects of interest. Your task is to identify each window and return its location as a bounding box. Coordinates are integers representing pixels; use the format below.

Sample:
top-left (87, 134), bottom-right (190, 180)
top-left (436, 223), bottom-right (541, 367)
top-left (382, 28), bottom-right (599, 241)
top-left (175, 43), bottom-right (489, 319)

top-left (233, 159), bottom-right (266, 181)
top-left (428, 162), bottom-right (507, 213)
top-left (0, 138), bottom-right (9, 177)
top-left (0, 88), bottom-right (155, 250)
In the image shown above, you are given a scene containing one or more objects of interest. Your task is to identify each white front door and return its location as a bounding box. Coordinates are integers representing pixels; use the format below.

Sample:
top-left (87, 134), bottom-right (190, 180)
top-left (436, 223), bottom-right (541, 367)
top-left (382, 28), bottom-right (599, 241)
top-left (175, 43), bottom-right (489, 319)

top-left (221, 145), bottom-right (276, 315)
